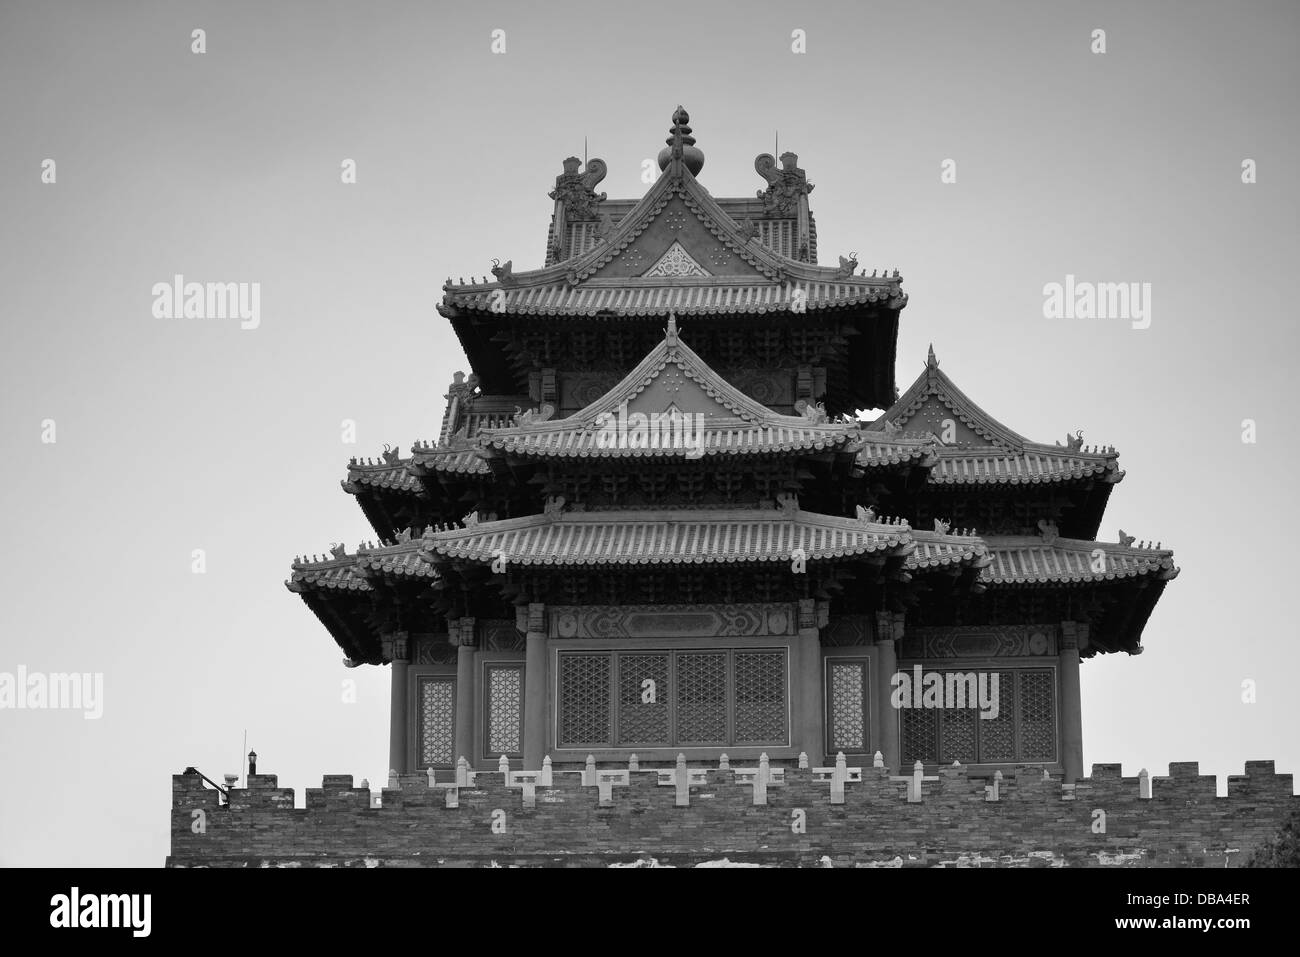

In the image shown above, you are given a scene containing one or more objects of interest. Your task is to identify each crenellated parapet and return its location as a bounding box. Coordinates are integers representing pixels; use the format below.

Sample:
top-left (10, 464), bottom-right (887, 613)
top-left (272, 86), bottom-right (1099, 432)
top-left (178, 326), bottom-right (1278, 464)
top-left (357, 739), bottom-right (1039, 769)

top-left (170, 758), bottom-right (1295, 868)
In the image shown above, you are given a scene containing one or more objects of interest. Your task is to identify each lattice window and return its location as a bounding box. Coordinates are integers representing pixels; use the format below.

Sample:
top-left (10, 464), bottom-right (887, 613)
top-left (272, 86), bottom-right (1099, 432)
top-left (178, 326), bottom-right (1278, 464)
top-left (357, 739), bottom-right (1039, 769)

top-left (558, 654), bottom-right (612, 747)
top-left (418, 677), bottom-right (455, 768)
top-left (485, 665), bottom-right (523, 757)
top-left (675, 652), bottom-right (728, 744)
top-left (734, 651), bottom-right (786, 744)
top-left (896, 667), bottom-right (1056, 765)
top-left (827, 660), bottom-right (867, 753)
top-left (900, 705), bottom-right (938, 765)
top-left (978, 671), bottom-right (1017, 762)
top-left (617, 653), bottom-right (670, 746)
top-left (1017, 670), bottom-right (1056, 761)
top-left (558, 649), bottom-right (788, 749)
top-left (939, 704), bottom-right (977, 764)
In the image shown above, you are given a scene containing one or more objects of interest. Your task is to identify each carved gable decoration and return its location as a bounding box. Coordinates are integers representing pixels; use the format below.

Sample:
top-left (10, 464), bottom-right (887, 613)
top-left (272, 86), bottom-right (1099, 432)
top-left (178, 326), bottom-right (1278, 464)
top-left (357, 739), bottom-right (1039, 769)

top-left (588, 195), bottom-right (767, 281)
top-left (898, 396), bottom-right (989, 446)
top-left (878, 349), bottom-right (1030, 451)
top-left (643, 241), bottom-right (710, 278)
top-left (621, 360), bottom-right (737, 421)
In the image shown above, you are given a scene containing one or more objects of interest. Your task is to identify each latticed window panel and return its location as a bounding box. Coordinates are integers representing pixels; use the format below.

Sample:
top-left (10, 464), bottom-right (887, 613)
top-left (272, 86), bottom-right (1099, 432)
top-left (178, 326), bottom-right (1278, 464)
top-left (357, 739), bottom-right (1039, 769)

top-left (939, 704), bottom-right (977, 764)
top-left (558, 654), bottom-right (612, 747)
top-left (827, 660), bottom-right (867, 753)
top-left (977, 671), bottom-right (1017, 762)
top-left (616, 653), bottom-right (670, 746)
top-left (1017, 670), bottom-right (1057, 761)
top-left (897, 668), bottom-right (1058, 765)
top-left (900, 705), bottom-right (938, 765)
top-left (418, 677), bottom-right (455, 768)
top-left (485, 666), bottom-right (523, 757)
top-left (734, 651), bottom-right (787, 744)
top-left (675, 653), bottom-right (728, 745)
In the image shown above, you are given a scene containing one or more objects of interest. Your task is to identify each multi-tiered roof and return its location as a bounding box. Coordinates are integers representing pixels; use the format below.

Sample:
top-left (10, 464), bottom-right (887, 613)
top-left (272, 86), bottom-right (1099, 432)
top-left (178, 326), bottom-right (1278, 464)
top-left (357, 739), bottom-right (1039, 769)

top-left (288, 108), bottom-right (1175, 667)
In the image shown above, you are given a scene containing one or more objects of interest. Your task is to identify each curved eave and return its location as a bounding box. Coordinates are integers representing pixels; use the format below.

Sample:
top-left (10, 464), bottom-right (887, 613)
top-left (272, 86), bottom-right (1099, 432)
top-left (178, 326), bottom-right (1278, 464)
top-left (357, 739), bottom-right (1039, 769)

top-left (417, 508), bottom-right (914, 568)
top-left (343, 459), bottom-right (424, 495)
top-left (925, 448), bottom-right (1123, 487)
top-left (409, 446), bottom-right (493, 476)
top-left (479, 428), bottom-right (859, 460)
top-left (980, 537), bottom-right (1178, 587)
top-left (439, 284), bottom-right (906, 318)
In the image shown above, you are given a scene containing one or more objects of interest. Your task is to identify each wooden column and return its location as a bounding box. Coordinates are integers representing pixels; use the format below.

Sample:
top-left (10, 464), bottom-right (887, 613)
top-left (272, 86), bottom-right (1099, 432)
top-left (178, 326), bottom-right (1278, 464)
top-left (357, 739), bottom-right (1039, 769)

top-left (386, 631), bottom-right (410, 774)
top-left (1059, 622), bottom-right (1086, 783)
top-left (875, 611), bottom-right (901, 773)
top-left (796, 599), bottom-right (825, 763)
top-left (453, 618), bottom-right (476, 768)
top-left (523, 603), bottom-right (548, 769)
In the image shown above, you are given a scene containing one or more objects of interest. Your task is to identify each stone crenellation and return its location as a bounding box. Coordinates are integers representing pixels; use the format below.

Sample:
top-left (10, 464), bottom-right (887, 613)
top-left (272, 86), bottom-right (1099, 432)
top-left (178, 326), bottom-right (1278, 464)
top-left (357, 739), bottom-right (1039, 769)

top-left (168, 757), bottom-right (1296, 868)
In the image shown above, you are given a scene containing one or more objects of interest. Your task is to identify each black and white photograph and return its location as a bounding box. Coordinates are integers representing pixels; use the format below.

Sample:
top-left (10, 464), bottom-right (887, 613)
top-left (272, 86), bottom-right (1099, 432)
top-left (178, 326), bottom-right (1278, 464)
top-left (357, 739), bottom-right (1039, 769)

top-left (1, 0), bottom-right (1296, 938)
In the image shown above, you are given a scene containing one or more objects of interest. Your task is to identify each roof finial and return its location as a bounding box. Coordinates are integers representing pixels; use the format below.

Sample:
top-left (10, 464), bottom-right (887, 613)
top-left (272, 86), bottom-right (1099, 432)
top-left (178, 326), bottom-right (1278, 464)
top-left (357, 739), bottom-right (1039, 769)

top-left (657, 106), bottom-right (704, 176)
top-left (926, 344), bottom-right (939, 369)
top-left (665, 313), bottom-right (679, 346)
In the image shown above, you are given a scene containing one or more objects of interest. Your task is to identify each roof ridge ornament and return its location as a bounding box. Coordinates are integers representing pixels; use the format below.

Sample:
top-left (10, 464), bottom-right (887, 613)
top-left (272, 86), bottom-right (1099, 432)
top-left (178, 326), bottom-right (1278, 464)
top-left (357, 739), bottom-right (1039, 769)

top-left (657, 106), bottom-right (704, 177)
top-left (1036, 519), bottom-right (1060, 545)
top-left (1055, 430), bottom-right (1084, 451)
top-left (664, 313), bottom-right (679, 346)
top-left (548, 155), bottom-right (608, 262)
top-left (926, 344), bottom-right (939, 370)
top-left (490, 258), bottom-right (517, 286)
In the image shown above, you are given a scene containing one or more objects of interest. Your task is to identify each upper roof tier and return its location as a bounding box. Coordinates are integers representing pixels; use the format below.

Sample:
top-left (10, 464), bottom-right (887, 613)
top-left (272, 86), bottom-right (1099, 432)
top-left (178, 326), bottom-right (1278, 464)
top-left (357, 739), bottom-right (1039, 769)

top-left (439, 106), bottom-right (903, 306)
top-left (438, 108), bottom-right (905, 408)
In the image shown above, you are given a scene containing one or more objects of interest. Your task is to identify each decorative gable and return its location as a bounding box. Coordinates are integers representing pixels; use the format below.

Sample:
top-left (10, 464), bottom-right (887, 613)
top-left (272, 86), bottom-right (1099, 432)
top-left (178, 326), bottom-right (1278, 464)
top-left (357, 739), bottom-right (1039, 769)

top-left (894, 396), bottom-right (990, 446)
top-left (876, 347), bottom-right (1030, 451)
top-left (643, 241), bottom-right (710, 278)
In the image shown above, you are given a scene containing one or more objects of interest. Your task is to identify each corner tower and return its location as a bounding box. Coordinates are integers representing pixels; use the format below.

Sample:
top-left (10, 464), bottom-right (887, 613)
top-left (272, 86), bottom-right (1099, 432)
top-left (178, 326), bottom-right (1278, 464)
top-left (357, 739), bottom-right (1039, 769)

top-left (288, 108), bottom-right (1175, 785)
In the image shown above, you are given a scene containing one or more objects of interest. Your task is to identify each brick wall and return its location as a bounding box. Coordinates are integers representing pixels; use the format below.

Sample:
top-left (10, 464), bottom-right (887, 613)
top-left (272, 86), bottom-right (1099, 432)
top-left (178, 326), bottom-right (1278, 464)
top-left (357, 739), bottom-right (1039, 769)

top-left (167, 759), bottom-right (1296, 867)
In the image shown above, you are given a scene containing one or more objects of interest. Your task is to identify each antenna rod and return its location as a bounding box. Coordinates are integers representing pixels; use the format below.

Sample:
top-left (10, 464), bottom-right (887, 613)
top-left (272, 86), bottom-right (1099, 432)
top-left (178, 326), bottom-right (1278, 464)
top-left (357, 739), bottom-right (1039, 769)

top-left (241, 729), bottom-right (247, 787)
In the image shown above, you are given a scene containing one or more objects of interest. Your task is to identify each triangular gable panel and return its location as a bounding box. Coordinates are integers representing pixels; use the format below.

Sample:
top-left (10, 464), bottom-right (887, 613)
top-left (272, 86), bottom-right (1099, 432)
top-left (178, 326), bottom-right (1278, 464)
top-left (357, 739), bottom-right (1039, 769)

top-left (894, 395), bottom-right (993, 446)
top-left (643, 241), bottom-right (710, 278)
top-left (587, 194), bottom-right (768, 281)
top-left (878, 352), bottom-right (1030, 451)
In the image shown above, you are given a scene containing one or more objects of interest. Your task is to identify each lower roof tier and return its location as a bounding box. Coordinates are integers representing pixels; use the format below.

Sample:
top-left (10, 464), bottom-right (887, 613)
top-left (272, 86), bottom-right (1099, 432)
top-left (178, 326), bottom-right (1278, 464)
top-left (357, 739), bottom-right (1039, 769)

top-left (289, 507), bottom-right (1175, 613)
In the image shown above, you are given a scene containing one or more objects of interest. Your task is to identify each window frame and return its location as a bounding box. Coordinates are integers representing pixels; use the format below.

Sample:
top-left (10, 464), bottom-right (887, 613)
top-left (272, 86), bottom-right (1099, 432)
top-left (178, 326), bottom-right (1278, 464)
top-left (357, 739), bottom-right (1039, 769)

top-left (552, 643), bottom-right (791, 753)
top-left (894, 662), bottom-right (1060, 768)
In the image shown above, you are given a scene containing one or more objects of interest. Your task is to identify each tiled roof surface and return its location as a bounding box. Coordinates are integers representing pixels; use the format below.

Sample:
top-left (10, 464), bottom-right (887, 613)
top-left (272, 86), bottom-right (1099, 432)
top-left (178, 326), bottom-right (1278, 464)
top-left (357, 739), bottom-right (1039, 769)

top-left (981, 538), bottom-right (1176, 585)
top-left (409, 445), bottom-right (491, 475)
top-left (928, 447), bottom-right (1121, 485)
top-left (480, 423), bottom-right (858, 458)
top-left (345, 459), bottom-right (423, 493)
top-left (287, 559), bottom-right (372, 593)
top-left (355, 545), bottom-right (439, 579)
top-left (288, 521), bottom-right (1174, 588)
top-left (854, 436), bottom-right (938, 469)
top-left (441, 279), bottom-right (904, 317)
top-left (907, 531), bottom-right (990, 571)
top-left (422, 509), bottom-right (911, 566)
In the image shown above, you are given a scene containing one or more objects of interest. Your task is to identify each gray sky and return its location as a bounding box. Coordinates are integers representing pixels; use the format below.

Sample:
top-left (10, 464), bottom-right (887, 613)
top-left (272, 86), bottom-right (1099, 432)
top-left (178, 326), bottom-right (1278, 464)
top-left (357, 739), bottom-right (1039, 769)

top-left (1, 0), bottom-right (1296, 866)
